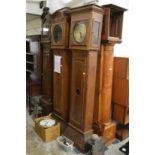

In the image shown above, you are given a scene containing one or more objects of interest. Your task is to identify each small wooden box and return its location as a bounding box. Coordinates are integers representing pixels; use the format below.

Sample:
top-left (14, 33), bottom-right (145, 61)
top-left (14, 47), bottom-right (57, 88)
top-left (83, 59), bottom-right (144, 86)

top-left (34, 115), bottom-right (60, 142)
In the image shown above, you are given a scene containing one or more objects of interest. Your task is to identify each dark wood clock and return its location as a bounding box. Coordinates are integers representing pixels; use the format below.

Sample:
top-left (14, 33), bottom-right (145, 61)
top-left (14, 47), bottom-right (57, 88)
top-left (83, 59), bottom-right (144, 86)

top-left (64, 5), bottom-right (103, 151)
top-left (40, 8), bottom-right (53, 115)
top-left (51, 8), bottom-right (71, 126)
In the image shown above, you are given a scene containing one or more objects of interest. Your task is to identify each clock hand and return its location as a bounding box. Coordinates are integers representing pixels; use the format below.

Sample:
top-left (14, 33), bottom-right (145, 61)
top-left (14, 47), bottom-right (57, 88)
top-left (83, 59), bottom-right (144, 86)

top-left (80, 31), bottom-right (82, 39)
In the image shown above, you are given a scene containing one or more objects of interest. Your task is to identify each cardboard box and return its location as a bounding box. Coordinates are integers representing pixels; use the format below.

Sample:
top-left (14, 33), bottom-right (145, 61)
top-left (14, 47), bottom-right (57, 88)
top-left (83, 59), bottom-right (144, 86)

top-left (56, 136), bottom-right (74, 152)
top-left (34, 115), bottom-right (60, 142)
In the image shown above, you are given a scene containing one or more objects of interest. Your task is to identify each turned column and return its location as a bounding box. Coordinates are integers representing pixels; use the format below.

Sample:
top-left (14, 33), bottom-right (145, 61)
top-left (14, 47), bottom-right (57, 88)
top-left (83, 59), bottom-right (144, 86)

top-left (101, 44), bottom-right (114, 123)
top-left (100, 43), bottom-right (116, 143)
top-left (93, 43), bottom-right (116, 144)
top-left (93, 4), bottom-right (127, 144)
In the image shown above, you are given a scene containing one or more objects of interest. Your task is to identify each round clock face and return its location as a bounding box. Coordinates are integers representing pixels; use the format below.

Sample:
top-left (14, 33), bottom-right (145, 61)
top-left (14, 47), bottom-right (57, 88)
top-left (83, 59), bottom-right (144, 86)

top-left (53, 25), bottom-right (62, 43)
top-left (73, 22), bottom-right (86, 43)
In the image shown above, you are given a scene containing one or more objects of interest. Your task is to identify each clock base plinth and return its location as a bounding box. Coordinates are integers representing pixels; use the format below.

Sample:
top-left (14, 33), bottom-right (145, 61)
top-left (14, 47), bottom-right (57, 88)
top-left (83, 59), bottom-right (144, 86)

top-left (63, 124), bottom-right (93, 152)
top-left (116, 123), bottom-right (129, 140)
top-left (40, 98), bottom-right (52, 115)
top-left (102, 121), bottom-right (116, 145)
top-left (52, 112), bottom-right (68, 133)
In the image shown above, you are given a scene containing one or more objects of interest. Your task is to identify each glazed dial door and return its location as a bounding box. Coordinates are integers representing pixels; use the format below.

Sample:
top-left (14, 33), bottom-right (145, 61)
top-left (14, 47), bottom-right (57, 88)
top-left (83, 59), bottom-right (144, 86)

top-left (73, 22), bottom-right (86, 43)
top-left (53, 25), bottom-right (62, 44)
top-left (70, 20), bottom-right (88, 47)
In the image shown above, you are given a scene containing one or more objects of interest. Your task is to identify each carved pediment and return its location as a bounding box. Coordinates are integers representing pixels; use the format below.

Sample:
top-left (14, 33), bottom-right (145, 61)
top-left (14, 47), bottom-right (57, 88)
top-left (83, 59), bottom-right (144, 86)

top-left (52, 7), bottom-right (70, 23)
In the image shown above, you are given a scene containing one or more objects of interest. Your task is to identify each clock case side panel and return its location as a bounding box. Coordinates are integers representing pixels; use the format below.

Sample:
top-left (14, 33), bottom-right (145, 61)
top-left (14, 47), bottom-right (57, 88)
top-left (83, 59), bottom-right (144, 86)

top-left (90, 11), bottom-right (103, 50)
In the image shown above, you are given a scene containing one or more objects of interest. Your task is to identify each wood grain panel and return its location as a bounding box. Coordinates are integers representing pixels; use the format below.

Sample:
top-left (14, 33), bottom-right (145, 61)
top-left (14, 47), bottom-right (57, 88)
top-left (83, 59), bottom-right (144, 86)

top-left (70, 52), bottom-right (86, 128)
top-left (53, 50), bottom-right (71, 121)
top-left (112, 57), bottom-right (129, 125)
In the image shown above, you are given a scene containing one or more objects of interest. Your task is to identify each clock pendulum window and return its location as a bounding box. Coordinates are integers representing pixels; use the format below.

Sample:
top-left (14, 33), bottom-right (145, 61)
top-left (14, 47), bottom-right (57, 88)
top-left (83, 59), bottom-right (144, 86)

top-left (63, 5), bottom-right (103, 152)
top-left (40, 8), bottom-right (53, 115)
top-left (51, 8), bottom-right (71, 130)
top-left (93, 4), bottom-right (127, 145)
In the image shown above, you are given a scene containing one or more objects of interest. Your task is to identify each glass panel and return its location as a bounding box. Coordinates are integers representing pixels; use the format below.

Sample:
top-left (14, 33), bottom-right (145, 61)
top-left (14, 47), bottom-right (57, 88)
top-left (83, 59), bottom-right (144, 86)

top-left (53, 25), bottom-right (62, 43)
top-left (93, 21), bottom-right (100, 44)
top-left (73, 22), bottom-right (86, 43)
top-left (42, 20), bottom-right (49, 36)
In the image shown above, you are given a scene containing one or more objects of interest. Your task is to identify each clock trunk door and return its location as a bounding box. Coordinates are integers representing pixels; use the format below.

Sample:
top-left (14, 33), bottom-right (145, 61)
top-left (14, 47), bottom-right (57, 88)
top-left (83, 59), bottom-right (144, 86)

top-left (70, 52), bottom-right (87, 130)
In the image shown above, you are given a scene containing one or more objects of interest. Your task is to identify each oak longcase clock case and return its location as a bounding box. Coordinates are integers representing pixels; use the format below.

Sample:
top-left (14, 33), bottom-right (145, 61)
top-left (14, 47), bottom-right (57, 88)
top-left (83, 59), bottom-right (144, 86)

top-left (64, 5), bottom-right (103, 151)
top-left (51, 8), bottom-right (71, 124)
top-left (40, 8), bottom-right (53, 115)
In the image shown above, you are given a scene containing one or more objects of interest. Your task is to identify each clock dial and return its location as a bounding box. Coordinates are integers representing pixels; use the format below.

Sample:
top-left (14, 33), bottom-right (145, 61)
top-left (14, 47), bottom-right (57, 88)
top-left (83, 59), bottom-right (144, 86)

top-left (53, 25), bottom-right (62, 43)
top-left (73, 22), bottom-right (86, 43)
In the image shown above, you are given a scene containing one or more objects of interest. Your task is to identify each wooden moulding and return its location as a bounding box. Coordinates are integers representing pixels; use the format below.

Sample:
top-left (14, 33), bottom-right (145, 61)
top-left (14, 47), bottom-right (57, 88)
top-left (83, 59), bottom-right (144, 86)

top-left (116, 124), bottom-right (129, 140)
top-left (64, 125), bottom-right (93, 152)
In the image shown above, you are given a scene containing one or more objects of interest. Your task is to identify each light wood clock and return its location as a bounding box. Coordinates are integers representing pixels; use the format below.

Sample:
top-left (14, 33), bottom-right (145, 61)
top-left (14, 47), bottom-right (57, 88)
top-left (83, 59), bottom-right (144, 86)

top-left (64, 5), bottom-right (103, 151)
top-left (40, 7), bottom-right (53, 115)
top-left (51, 8), bottom-right (71, 126)
top-left (93, 4), bottom-right (127, 144)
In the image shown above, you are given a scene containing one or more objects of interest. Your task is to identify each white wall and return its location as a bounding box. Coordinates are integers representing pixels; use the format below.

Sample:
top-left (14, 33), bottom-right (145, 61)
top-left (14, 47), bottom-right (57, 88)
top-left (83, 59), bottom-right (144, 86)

top-left (26, 16), bottom-right (42, 36)
top-left (46, 0), bottom-right (69, 13)
top-left (26, 2), bottom-right (43, 15)
top-left (114, 11), bottom-right (130, 57)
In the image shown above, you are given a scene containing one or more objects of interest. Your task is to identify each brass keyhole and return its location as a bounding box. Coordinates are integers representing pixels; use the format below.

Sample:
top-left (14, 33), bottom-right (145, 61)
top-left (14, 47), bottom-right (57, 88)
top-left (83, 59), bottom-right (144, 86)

top-left (76, 89), bottom-right (80, 96)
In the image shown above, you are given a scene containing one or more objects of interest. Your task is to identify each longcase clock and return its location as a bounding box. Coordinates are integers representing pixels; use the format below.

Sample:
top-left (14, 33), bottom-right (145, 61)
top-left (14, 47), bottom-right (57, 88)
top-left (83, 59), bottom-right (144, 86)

top-left (93, 4), bottom-right (127, 144)
top-left (51, 8), bottom-right (71, 126)
top-left (64, 5), bottom-right (103, 151)
top-left (40, 7), bottom-right (53, 115)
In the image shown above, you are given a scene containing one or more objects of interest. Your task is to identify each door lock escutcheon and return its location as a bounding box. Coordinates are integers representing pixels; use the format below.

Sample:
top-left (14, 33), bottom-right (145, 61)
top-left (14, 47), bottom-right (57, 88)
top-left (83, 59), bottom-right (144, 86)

top-left (76, 88), bottom-right (80, 96)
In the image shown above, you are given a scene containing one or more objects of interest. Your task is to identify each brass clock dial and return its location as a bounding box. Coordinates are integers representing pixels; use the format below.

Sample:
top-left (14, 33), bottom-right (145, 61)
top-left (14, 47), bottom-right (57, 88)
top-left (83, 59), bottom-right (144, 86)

top-left (53, 25), bottom-right (62, 43)
top-left (73, 22), bottom-right (86, 43)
